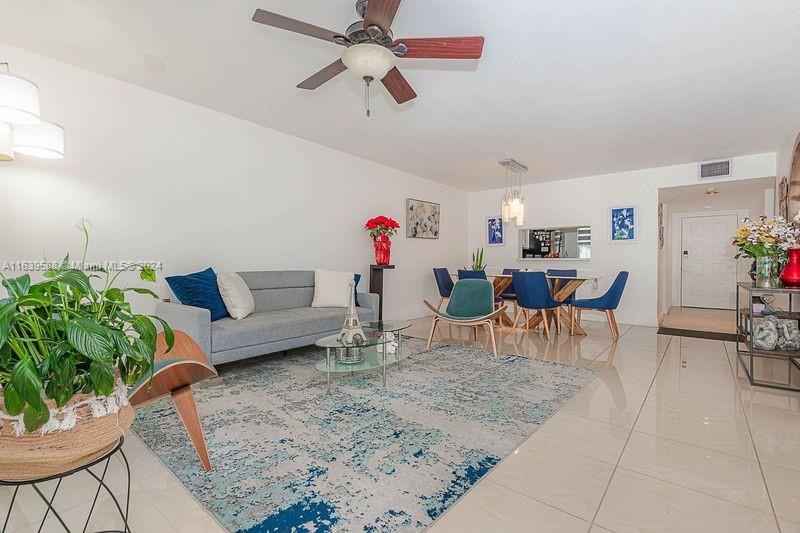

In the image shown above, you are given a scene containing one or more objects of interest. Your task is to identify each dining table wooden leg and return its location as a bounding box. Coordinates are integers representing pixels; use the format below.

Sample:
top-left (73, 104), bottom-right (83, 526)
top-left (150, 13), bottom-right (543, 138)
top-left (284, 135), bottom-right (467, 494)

top-left (540, 309), bottom-right (551, 339)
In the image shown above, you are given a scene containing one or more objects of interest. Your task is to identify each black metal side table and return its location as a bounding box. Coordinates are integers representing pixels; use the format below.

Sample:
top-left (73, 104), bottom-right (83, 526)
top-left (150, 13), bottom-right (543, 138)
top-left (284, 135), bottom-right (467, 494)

top-left (1, 437), bottom-right (131, 533)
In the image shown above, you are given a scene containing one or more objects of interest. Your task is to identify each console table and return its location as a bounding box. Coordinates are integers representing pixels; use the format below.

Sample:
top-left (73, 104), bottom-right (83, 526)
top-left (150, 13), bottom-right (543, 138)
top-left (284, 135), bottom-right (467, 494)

top-left (736, 282), bottom-right (800, 392)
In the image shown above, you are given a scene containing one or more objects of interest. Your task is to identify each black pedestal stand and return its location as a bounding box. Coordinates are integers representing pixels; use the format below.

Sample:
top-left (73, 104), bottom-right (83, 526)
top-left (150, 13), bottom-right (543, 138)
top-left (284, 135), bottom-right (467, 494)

top-left (1, 437), bottom-right (131, 533)
top-left (369, 264), bottom-right (395, 321)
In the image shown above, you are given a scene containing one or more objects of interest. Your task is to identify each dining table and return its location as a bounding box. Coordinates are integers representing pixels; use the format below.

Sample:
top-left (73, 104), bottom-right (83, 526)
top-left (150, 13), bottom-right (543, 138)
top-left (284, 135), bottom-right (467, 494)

top-left (485, 273), bottom-right (601, 334)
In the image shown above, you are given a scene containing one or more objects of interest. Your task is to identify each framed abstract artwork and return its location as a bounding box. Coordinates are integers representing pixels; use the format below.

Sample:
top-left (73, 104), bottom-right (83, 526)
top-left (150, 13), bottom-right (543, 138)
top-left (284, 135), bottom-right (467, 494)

top-left (406, 198), bottom-right (440, 239)
top-left (609, 206), bottom-right (637, 242)
top-left (486, 216), bottom-right (504, 246)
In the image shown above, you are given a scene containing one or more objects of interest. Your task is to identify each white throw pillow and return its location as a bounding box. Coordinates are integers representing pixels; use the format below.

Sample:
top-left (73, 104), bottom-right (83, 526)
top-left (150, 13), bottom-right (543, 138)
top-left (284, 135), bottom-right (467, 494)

top-left (312, 270), bottom-right (355, 308)
top-left (217, 272), bottom-right (255, 320)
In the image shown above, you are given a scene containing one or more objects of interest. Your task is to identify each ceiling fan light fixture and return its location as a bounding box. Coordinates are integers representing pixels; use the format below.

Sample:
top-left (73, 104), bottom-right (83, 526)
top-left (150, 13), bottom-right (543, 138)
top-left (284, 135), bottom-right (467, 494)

top-left (341, 43), bottom-right (396, 81)
top-left (13, 121), bottom-right (64, 159)
top-left (0, 72), bottom-right (41, 125)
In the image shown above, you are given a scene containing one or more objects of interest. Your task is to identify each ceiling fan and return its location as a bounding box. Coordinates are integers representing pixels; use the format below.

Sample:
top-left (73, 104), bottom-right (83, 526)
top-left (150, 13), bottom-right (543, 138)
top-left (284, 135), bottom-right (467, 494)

top-left (251, 0), bottom-right (485, 116)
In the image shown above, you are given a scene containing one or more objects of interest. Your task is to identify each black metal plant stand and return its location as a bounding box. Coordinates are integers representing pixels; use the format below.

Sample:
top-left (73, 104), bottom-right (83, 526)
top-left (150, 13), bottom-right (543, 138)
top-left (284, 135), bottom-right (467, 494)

top-left (1, 437), bottom-right (131, 533)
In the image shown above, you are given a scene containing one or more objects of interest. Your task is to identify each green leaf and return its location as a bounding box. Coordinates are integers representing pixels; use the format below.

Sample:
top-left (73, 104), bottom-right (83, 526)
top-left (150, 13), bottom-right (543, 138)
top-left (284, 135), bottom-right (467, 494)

top-left (108, 329), bottom-right (137, 360)
top-left (149, 315), bottom-right (174, 352)
top-left (89, 361), bottom-right (115, 396)
top-left (15, 293), bottom-right (51, 308)
top-left (103, 288), bottom-right (125, 302)
top-left (11, 359), bottom-right (44, 408)
top-left (65, 317), bottom-right (113, 362)
top-left (49, 270), bottom-right (93, 294)
top-left (2, 274), bottom-right (30, 298)
top-left (2, 382), bottom-right (25, 416)
top-left (23, 402), bottom-right (50, 432)
top-left (139, 266), bottom-right (156, 283)
top-left (128, 287), bottom-right (159, 299)
top-left (132, 315), bottom-right (157, 344)
top-left (0, 300), bottom-right (16, 350)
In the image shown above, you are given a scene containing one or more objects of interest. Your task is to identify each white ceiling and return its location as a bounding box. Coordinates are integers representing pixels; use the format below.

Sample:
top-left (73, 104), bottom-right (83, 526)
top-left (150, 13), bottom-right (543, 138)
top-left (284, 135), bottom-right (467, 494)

top-left (1, 0), bottom-right (799, 191)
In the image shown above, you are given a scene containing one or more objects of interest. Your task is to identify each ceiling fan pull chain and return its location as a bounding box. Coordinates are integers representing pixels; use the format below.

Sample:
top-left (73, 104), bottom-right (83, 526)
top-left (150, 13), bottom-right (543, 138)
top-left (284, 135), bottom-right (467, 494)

top-left (364, 75), bottom-right (374, 117)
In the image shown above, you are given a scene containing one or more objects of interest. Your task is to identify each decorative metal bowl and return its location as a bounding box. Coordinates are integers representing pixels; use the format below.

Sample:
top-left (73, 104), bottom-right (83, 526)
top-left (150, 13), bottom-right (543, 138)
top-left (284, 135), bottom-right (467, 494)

top-left (335, 346), bottom-right (363, 365)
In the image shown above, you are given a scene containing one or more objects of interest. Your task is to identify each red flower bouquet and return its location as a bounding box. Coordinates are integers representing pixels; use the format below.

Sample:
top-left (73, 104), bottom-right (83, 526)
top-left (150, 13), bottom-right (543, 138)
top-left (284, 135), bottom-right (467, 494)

top-left (364, 216), bottom-right (400, 265)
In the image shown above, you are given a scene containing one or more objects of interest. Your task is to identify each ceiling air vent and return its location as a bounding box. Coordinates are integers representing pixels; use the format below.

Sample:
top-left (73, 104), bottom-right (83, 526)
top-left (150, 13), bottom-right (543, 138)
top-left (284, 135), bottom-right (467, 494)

top-left (698, 159), bottom-right (732, 180)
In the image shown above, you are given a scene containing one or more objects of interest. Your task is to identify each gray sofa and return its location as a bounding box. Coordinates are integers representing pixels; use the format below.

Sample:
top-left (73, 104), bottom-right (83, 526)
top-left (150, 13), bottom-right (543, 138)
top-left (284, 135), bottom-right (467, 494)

top-left (156, 270), bottom-right (379, 365)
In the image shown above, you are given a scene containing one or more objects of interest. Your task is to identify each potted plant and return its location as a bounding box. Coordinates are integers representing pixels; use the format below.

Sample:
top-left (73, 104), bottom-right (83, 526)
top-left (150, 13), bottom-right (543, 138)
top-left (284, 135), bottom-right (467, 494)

top-left (0, 221), bottom-right (174, 480)
top-left (732, 216), bottom-right (791, 288)
top-left (364, 216), bottom-right (400, 265)
top-left (470, 247), bottom-right (486, 271)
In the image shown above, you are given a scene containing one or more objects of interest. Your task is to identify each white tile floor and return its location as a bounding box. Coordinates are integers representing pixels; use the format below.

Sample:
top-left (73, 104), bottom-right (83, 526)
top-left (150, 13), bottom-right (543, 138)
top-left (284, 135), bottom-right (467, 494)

top-left (2, 317), bottom-right (798, 532)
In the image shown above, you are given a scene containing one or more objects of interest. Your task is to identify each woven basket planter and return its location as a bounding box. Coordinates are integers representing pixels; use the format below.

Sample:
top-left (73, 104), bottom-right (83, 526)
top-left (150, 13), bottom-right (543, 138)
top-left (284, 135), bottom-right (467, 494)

top-left (0, 389), bottom-right (134, 482)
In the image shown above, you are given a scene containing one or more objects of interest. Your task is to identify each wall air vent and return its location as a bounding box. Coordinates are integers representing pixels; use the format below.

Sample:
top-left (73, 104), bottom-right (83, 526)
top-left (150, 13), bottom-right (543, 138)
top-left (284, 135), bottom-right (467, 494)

top-left (698, 159), bottom-right (732, 180)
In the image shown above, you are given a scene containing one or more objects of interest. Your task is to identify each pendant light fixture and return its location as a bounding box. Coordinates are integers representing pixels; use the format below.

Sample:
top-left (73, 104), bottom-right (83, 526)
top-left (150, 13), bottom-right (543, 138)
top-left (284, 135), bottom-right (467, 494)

top-left (499, 159), bottom-right (528, 227)
top-left (0, 62), bottom-right (64, 161)
top-left (0, 70), bottom-right (40, 125)
top-left (13, 121), bottom-right (64, 159)
top-left (0, 122), bottom-right (13, 161)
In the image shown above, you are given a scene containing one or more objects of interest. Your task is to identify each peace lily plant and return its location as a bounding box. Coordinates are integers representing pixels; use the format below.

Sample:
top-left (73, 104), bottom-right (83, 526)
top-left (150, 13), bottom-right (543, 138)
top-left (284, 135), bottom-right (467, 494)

top-left (0, 221), bottom-right (174, 433)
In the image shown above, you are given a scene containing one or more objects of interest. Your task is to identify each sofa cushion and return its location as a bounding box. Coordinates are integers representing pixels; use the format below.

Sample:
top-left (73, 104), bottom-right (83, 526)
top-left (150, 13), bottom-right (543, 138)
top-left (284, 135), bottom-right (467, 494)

top-left (312, 270), bottom-right (354, 308)
top-left (217, 272), bottom-right (255, 320)
top-left (166, 267), bottom-right (229, 321)
top-left (239, 271), bottom-right (315, 313)
top-left (211, 307), bottom-right (374, 353)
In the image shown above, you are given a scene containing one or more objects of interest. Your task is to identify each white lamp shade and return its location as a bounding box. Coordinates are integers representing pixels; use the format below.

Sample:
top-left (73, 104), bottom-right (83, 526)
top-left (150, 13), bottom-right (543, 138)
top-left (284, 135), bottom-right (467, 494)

top-left (0, 73), bottom-right (40, 125)
top-left (0, 122), bottom-right (13, 161)
top-left (13, 121), bottom-right (64, 159)
top-left (341, 44), bottom-right (396, 81)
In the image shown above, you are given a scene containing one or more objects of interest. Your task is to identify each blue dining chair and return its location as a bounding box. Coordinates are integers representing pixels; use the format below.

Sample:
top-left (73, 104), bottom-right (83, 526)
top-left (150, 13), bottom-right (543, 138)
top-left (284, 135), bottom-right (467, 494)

top-left (572, 272), bottom-right (629, 340)
top-left (433, 268), bottom-right (455, 310)
top-left (512, 271), bottom-right (563, 339)
top-left (501, 268), bottom-right (519, 320)
top-left (458, 269), bottom-right (487, 280)
top-left (423, 279), bottom-right (507, 357)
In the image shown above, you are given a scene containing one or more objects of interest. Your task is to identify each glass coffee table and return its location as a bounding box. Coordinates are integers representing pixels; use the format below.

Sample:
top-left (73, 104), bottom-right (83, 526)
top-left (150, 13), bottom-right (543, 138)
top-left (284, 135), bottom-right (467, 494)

top-left (314, 320), bottom-right (412, 394)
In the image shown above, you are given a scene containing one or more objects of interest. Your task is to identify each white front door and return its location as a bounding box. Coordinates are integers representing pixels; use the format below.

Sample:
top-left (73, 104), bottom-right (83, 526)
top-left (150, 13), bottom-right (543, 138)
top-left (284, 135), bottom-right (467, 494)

top-left (680, 214), bottom-right (739, 309)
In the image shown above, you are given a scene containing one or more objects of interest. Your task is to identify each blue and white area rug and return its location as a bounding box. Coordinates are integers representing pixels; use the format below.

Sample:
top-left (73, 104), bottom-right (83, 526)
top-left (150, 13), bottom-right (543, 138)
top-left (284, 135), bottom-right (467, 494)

top-left (132, 339), bottom-right (596, 532)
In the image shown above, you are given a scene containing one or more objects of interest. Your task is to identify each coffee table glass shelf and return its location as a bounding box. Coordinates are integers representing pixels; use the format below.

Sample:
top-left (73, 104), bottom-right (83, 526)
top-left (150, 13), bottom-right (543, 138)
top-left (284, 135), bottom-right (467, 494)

top-left (314, 321), bottom-right (412, 393)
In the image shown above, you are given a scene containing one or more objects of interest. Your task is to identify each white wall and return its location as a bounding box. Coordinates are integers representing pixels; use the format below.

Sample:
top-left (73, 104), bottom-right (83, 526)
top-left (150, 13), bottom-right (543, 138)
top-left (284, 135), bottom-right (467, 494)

top-left (0, 44), bottom-right (468, 321)
top-left (469, 154), bottom-right (776, 326)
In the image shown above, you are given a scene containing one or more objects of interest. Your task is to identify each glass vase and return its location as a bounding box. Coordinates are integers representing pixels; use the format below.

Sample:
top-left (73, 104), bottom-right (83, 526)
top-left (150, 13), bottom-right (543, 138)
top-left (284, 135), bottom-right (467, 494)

top-left (780, 248), bottom-right (800, 287)
top-left (755, 256), bottom-right (779, 288)
top-left (373, 235), bottom-right (392, 265)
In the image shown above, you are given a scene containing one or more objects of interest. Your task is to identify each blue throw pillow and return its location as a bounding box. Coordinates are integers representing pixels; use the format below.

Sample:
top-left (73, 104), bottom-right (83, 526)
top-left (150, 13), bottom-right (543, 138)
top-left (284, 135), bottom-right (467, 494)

top-left (354, 273), bottom-right (361, 307)
top-left (166, 267), bottom-right (229, 321)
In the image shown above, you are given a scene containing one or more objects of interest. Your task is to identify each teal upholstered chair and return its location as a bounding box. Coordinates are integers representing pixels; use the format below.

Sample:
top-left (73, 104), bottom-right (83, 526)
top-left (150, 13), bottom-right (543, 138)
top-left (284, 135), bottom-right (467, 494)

top-left (423, 279), bottom-right (507, 357)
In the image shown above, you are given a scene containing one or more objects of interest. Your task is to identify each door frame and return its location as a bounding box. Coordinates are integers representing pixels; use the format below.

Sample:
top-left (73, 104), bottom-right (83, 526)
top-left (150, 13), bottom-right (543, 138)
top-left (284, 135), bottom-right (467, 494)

top-left (672, 209), bottom-right (747, 309)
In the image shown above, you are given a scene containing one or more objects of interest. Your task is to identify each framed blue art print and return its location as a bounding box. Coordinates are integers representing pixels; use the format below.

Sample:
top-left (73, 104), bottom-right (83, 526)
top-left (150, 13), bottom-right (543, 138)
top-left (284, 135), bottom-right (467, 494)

top-left (609, 206), bottom-right (636, 242)
top-left (487, 216), bottom-right (504, 246)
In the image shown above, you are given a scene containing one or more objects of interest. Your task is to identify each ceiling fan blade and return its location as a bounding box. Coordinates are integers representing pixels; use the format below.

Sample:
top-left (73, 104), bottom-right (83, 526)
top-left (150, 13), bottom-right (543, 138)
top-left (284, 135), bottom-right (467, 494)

top-left (381, 67), bottom-right (417, 104)
top-left (393, 36), bottom-right (485, 59)
top-left (252, 9), bottom-right (340, 43)
top-left (363, 0), bottom-right (402, 35)
top-left (297, 59), bottom-right (348, 90)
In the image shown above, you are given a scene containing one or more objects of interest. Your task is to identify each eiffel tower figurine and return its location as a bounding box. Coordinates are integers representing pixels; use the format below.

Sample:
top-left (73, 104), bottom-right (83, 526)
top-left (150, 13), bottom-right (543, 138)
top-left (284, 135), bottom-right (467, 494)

top-left (338, 279), bottom-right (367, 344)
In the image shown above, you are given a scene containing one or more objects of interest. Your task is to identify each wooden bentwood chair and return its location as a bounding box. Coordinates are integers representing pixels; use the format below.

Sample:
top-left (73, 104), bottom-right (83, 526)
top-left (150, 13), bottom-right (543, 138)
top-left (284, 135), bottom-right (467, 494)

top-left (423, 279), bottom-right (507, 358)
top-left (128, 330), bottom-right (217, 471)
